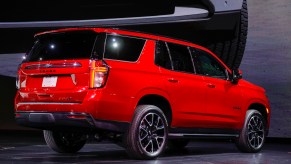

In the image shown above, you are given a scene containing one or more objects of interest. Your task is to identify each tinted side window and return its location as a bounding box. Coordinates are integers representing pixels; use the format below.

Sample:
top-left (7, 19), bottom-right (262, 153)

top-left (104, 35), bottom-right (145, 62)
top-left (91, 32), bottom-right (106, 59)
top-left (155, 41), bottom-right (172, 70)
top-left (167, 43), bottom-right (194, 73)
top-left (194, 49), bottom-right (226, 79)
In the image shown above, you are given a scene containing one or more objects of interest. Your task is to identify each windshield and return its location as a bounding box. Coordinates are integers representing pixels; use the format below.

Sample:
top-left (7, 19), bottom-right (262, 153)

top-left (25, 30), bottom-right (97, 62)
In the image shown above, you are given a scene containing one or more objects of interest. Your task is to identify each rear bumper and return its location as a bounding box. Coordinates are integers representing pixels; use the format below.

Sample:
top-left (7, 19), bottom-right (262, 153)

top-left (15, 112), bottom-right (129, 133)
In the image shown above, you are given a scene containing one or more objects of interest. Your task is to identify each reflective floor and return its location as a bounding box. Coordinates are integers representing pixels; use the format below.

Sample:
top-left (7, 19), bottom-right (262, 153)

top-left (0, 131), bottom-right (290, 164)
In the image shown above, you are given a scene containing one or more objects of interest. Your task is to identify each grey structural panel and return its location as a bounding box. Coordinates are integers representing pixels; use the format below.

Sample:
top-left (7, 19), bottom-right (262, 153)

top-left (0, 7), bottom-right (208, 28)
top-left (0, 0), bottom-right (244, 28)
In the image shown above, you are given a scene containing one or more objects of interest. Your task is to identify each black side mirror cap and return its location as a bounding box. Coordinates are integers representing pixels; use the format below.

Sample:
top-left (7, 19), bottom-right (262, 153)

top-left (231, 69), bottom-right (242, 84)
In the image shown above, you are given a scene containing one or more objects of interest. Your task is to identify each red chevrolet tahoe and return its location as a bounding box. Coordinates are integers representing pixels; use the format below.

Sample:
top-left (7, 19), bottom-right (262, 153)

top-left (14, 28), bottom-right (270, 159)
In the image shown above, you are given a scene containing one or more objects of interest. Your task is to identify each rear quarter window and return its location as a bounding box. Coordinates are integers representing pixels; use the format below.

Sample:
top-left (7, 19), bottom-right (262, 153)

top-left (167, 42), bottom-right (194, 73)
top-left (104, 35), bottom-right (145, 62)
top-left (155, 41), bottom-right (172, 70)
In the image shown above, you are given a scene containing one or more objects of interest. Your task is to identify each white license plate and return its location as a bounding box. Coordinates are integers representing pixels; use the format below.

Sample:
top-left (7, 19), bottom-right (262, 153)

top-left (42, 76), bottom-right (58, 87)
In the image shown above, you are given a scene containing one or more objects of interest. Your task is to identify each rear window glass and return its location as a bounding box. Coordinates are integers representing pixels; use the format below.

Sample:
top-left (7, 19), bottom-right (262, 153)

top-left (155, 41), bottom-right (172, 70)
top-left (26, 30), bottom-right (97, 62)
top-left (167, 42), bottom-right (194, 73)
top-left (104, 35), bottom-right (145, 62)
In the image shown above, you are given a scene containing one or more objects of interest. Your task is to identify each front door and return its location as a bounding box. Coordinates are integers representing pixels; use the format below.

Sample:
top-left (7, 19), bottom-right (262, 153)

top-left (193, 48), bottom-right (243, 130)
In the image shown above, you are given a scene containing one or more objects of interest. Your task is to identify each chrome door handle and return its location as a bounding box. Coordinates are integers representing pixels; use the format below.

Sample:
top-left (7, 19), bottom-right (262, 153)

top-left (168, 78), bottom-right (179, 83)
top-left (207, 83), bottom-right (215, 88)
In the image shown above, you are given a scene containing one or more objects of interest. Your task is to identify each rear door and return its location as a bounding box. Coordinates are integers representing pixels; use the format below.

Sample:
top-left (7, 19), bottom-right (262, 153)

top-left (18, 30), bottom-right (97, 103)
top-left (155, 41), bottom-right (207, 128)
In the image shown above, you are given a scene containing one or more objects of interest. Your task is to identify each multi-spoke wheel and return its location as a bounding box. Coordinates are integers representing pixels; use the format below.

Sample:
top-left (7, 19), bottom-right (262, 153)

top-left (43, 130), bottom-right (87, 153)
top-left (125, 105), bottom-right (168, 159)
top-left (236, 109), bottom-right (266, 153)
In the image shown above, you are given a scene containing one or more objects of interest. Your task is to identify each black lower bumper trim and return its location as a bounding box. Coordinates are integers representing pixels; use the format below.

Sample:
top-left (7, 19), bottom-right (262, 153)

top-left (15, 112), bottom-right (129, 133)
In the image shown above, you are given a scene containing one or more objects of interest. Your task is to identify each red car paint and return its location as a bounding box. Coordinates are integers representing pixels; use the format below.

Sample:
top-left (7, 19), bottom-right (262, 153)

top-left (14, 28), bottom-right (270, 134)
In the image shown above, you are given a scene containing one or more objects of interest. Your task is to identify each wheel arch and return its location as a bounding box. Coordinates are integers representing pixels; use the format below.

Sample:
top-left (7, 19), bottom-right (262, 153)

top-left (136, 94), bottom-right (172, 126)
top-left (248, 103), bottom-right (268, 121)
top-left (247, 102), bottom-right (270, 136)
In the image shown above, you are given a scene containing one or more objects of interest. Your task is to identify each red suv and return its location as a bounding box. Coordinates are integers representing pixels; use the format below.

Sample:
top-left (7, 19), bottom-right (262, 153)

top-left (14, 28), bottom-right (270, 159)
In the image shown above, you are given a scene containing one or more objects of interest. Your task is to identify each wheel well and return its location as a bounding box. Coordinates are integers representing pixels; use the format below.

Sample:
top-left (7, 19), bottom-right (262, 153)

top-left (137, 95), bottom-right (172, 125)
top-left (248, 103), bottom-right (268, 122)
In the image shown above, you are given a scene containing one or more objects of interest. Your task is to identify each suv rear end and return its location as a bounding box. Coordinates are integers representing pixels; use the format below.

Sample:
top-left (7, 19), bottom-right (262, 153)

top-left (15, 28), bottom-right (150, 132)
top-left (15, 29), bottom-right (110, 131)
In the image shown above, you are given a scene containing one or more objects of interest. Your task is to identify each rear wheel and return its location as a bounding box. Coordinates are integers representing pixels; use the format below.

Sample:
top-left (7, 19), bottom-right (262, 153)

top-left (235, 109), bottom-right (266, 153)
top-left (43, 130), bottom-right (87, 153)
top-left (207, 0), bottom-right (248, 69)
top-left (125, 105), bottom-right (168, 159)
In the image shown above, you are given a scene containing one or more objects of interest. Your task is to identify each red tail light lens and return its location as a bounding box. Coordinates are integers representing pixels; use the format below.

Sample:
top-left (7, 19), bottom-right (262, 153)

top-left (16, 64), bottom-right (27, 89)
top-left (89, 60), bottom-right (109, 88)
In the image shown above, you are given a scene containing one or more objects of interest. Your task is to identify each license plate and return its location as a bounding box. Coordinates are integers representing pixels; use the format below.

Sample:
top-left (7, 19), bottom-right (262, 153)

top-left (42, 76), bottom-right (58, 87)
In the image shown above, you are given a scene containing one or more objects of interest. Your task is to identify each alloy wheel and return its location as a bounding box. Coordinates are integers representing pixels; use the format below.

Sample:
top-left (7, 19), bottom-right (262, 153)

top-left (247, 115), bottom-right (265, 149)
top-left (138, 112), bottom-right (166, 155)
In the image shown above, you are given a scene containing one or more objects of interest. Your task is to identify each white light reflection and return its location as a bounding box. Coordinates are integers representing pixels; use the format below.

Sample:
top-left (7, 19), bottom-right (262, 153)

top-left (112, 42), bottom-right (119, 48)
top-left (50, 44), bottom-right (55, 49)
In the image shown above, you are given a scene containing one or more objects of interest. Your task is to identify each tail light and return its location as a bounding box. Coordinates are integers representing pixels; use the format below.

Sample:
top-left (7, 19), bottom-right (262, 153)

top-left (16, 74), bottom-right (27, 89)
top-left (16, 64), bottom-right (27, 89)
top-left (89, 60), bottom-right (109, 88)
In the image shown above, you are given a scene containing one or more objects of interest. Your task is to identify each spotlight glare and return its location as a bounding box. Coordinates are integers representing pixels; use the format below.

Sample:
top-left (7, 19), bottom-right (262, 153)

top-left (112, 42), bottom-right (118, 48)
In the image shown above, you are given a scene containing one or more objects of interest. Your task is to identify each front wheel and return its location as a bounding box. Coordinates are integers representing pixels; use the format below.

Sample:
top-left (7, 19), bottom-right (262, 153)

top-left (235, 110), bottom-right (266, 153)
top-left (43, 130), bottom-right (87, 153)
top-left (125, 105), bottom-right (168, 159)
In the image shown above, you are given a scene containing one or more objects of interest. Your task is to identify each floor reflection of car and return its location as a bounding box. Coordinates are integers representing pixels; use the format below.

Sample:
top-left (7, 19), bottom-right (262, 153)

top-left (14, 28), bottom-right (270, 159)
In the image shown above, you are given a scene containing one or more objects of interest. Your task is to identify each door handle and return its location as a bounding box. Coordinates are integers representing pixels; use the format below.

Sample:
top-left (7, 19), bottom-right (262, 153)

top-left (37, 94), bottom-right (51, 97)
top-left (168, 78), bottom-right (179, 83)
top-left (207, 83), bottom-right (215, 88)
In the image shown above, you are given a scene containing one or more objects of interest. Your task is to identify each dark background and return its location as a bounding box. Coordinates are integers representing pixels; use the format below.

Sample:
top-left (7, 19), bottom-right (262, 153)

top-left (0, 0), bottom-right (290, 138)
top-left (240, 0), bottom-right (291, 137)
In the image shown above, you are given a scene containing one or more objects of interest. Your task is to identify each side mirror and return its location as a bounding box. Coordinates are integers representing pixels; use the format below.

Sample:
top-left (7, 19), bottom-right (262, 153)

top-left (230, 69), bottom-right (242, 84)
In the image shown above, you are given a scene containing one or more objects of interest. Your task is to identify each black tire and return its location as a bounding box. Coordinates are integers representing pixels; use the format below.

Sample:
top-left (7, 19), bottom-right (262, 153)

top-left (207, 0), bottom-right (248, 69)
top-left (167, 139), bottom-right (189, 149)
top-left (235, 109), bottom-right (266, 153)
top-left (43, 130), bottom-right (87, 153)
top-left (125, 105), bottom-right (168, 159)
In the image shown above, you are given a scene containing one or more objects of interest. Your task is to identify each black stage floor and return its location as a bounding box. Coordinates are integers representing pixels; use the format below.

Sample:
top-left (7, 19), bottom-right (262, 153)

top-left (0, 131), bottom-right (290, 164)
